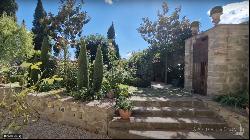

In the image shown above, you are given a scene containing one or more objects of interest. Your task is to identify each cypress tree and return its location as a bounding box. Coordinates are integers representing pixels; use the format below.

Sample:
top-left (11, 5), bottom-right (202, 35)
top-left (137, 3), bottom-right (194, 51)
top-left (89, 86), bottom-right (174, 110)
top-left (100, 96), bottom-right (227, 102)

top-left (32, 0), bottom-right (47, 50)
top-left (77, 40), bottom-right (89, 90)
top-left (93, 46), bottom-right (103, 92)
top-left (0, 0), bottom-right (18, 19)
top-left (107, 22), bottom-right (115, 40)
top-left (107, 22), bottom-right (120, 59)
top-left (21, 19), bottom-right (26, 28)
top-left (40, 35), bottom-right (49, 73)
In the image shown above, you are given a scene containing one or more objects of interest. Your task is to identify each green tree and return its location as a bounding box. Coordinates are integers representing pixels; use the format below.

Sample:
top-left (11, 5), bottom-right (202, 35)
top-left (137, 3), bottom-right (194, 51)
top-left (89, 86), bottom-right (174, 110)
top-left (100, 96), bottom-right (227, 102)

top-left (0, 0), bottom-right (18, 19)
top-left (21, 19), bottom-right (26, 28)
top-left (93, 46), bottom-right (103, 92)
top-left (77, 39), bottom-right (89, 90)
top-left (47, 0), bottom-right (90, 59)
top-left (40, 35), bottom-right (50, 75)
top-left (0, 14), bottom-right (34, 66)
top-left (75, 34), bottom-right (110, 67)
top-left (107, 22), bottom-right (120, 59)
top-left (137, 2), bottom-right (191, 85)
top-left (32, 0), bottom-right (47, 50)
top-left (107, 22), bottom-right (115, 39)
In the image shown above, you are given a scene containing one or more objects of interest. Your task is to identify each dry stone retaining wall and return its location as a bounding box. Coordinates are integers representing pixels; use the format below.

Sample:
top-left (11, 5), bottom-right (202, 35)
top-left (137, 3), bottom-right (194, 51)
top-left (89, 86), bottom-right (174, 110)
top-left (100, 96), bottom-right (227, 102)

top-left (0, 86), bottom-right (115, 135)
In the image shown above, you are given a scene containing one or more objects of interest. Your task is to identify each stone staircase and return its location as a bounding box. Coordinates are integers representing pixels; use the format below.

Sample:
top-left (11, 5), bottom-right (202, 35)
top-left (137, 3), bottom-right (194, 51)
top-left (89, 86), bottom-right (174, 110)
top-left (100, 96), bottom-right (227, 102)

top-left (108, 96), bottom-right (243, 139)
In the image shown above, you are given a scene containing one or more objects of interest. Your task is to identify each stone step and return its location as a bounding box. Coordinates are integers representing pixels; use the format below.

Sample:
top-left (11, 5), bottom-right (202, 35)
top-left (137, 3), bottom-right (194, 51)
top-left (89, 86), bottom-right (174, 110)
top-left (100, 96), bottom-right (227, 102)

top-left (130, 96), bottom-right (206, 108)
top-left (109, 117), bottom-right (227, 131)
top-left (108, 129), bottom-right (243, 139)
top-left (131, 107), bottom-right (215, 117)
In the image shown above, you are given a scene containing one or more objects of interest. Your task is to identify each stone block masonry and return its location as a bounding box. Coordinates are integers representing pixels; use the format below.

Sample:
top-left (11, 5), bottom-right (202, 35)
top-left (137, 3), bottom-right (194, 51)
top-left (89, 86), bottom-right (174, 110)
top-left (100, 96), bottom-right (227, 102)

top-left (27, 89), bottom-right (115, 135)
top-left (0, 86), bottom-right (115, 135)
top-left (184, 24), bottom-right (249, 96)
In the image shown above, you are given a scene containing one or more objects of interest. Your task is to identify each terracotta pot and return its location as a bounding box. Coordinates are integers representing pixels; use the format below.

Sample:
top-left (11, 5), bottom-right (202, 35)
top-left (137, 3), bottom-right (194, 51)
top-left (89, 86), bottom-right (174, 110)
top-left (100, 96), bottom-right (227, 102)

top-left (119, 109), bottom-right (132, 120)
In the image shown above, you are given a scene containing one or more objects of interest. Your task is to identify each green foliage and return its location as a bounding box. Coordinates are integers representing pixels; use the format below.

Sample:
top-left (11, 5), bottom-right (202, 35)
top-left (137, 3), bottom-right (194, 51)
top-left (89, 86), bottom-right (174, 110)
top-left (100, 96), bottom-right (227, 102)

top-left (101, 79), bottom-right (112, 96)
top-left (75, 34), bottom-right (111, 67)
top-left (27, 47), bottom-right (57, 83)
top-left (38, 75), bottom-right (63, 92)
top-left (115, 96), bottom-right (133, 110)
top-left (38, 81), bottom-right (61, 92)
top-left (126, 77), bottom-right (151, 88)
top-left (137, 2), bottom-right (192, 86)
top-left (77, 40), bottom-right (89, 90)
top-left (0, 14), bottom-right (34, 65)
top-left (127, 50), bottom-right (153, 87)
top-left (69, 87), bottom-right (95, 101)
top-left (47, 0), bottom-right (90, 57)
top-left (0, 0), bottom-right (18, 19)
top-left (107, 22), bottom-right (120, 59)
top-left (40, 36), bottom-right (49, 74)
top-left (213, 90), bottom-right (249, 109)
top-left (0, 61), bottom-right (62, 135)
top-left (93, 46), bottom-right (104, 92)
top-left (115, 84), bottom-right (132, 98)
top-left (32, 0), bottom-right (47, 50)
top-left (56, 61), bottom-right (78, 92)
top-left (27, 62), bottom-right (42, 86)
top-left (107, 22), bottom-right (115, 40)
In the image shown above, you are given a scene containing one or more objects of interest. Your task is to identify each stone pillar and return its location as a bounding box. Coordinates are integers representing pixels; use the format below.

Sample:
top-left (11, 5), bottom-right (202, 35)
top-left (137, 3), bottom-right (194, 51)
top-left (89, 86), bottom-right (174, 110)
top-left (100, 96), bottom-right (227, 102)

top-left (191, 21), bottom-right (200, 36)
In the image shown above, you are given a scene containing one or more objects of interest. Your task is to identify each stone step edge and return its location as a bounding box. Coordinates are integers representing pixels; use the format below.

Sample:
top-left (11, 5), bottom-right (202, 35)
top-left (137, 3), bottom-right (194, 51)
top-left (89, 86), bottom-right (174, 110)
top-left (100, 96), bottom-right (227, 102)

top-left (111, 116), bottom-right (225, 123)
top-left (108, 128), bottom-right (243, 139)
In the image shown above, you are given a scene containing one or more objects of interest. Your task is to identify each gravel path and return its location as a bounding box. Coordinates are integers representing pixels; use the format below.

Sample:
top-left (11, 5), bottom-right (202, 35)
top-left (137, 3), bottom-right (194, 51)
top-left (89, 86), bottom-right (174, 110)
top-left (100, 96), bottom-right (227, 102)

top-left (18, 119), bottom-right (110, 139)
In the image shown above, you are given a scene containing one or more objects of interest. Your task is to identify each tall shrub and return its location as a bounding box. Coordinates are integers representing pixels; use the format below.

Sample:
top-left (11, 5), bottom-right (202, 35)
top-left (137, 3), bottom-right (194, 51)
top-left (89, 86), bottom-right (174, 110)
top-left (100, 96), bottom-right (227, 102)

top-left (77, 40), bottom-right (89, 90)
top-left (93, 46), bottom-right (103, 92)
top-left (40, 36), bottom-right (49, 71)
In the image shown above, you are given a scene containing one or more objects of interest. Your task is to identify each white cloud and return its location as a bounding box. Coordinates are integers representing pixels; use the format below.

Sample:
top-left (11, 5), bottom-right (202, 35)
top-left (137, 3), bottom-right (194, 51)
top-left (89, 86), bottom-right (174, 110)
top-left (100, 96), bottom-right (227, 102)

top-left (207, 1), bottom-right (249, 24)
top-left (105, 0), bottom-right (113, 5)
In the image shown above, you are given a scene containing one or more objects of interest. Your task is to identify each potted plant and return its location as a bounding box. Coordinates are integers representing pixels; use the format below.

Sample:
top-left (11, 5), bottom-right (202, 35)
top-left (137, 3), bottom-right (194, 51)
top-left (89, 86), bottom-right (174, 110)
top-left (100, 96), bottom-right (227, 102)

top-left (116, 96), bottom-right (133, 119)
top-left (191, 21), bottom-right (200, 35)
top-left (210, 6), bottom-right (223, 25)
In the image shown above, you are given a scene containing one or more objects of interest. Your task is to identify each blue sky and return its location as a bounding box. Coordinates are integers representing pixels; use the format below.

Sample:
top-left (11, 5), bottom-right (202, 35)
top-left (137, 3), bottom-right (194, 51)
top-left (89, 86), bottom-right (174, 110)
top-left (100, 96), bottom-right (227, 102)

top-left (16, 0), bottom-right (248, 59)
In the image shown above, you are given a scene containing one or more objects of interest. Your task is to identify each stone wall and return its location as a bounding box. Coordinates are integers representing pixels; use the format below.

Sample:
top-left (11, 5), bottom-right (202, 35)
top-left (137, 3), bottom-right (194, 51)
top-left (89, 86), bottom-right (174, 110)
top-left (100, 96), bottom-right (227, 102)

top-left (0, 86), bottom-right (115, 135)
top-left (185, 24), bottom-right (249, 96)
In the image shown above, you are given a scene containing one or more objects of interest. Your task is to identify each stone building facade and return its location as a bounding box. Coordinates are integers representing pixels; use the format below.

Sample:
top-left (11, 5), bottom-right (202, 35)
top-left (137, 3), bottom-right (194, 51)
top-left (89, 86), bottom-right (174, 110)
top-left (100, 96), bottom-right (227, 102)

top-left (184, 24), bottom-right (249, 96)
